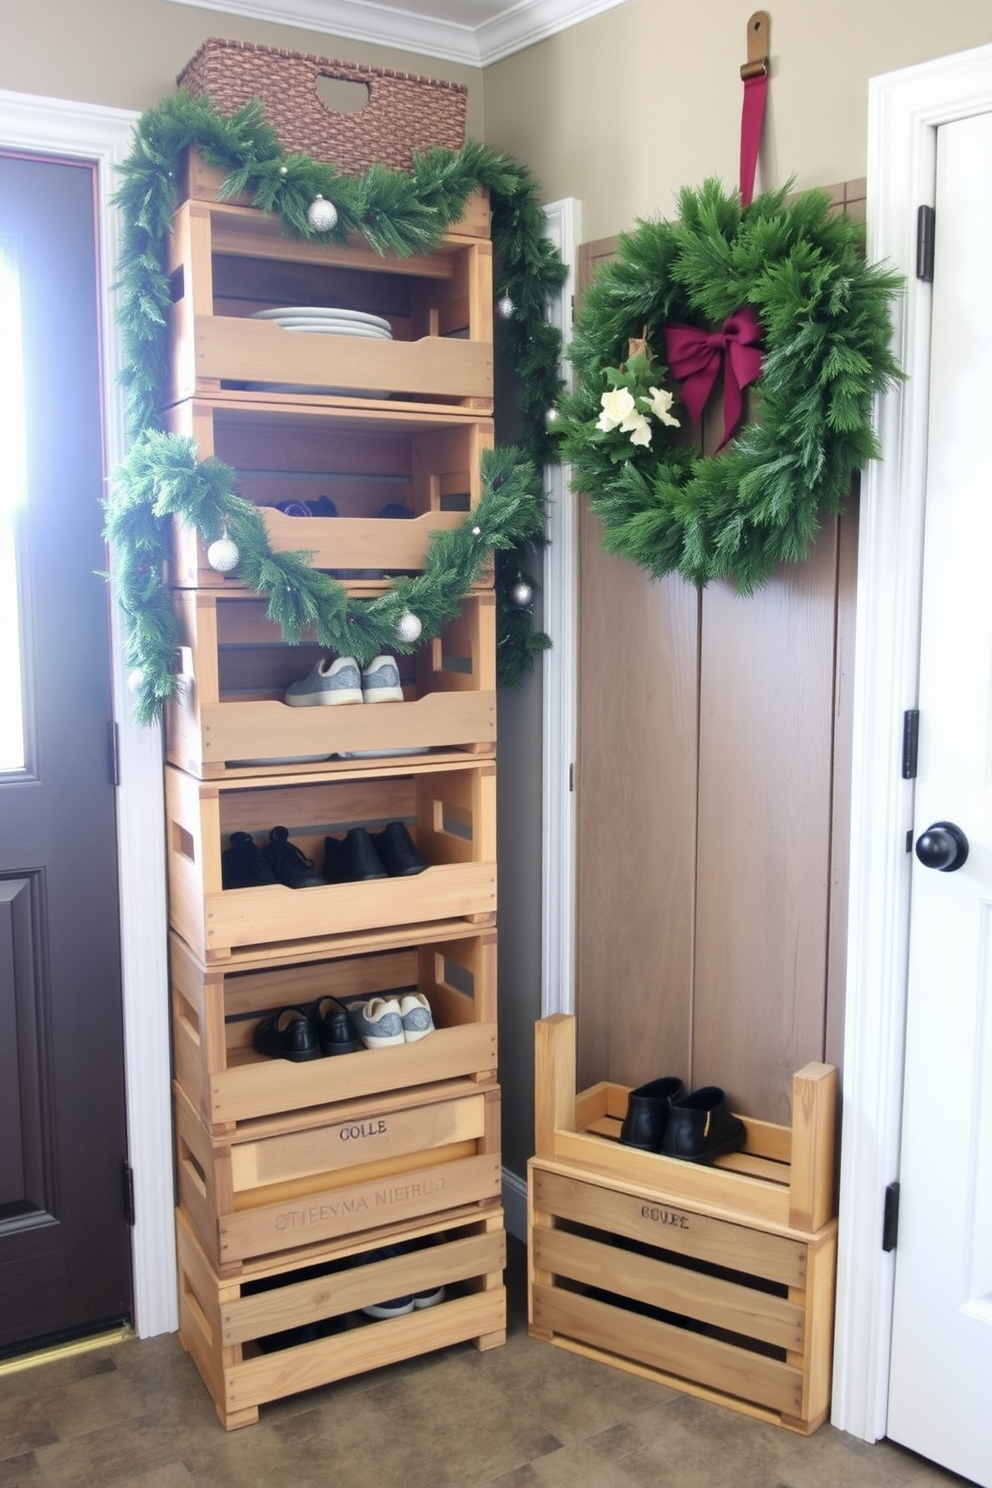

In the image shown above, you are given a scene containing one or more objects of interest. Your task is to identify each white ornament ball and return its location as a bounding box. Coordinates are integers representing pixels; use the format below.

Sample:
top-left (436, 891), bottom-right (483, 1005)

top-left (471, 525), bottom-right (482, 537)
top-left (512, 580), bottom-right (534, 607)
top-left (396, 611), bottom-right (423, 644)
top-left (207, 535), bottom-right (240, 573)
top-left (279, 165), bottom-right (288, 176)
top-left (545, 406), bottom-right (560, 427)
top-left (496, 293), bottom-right (515, 320)
top-left (308, 194), bottom-right (338, 233)
top-left (127, 667), bottom-right (145, 693)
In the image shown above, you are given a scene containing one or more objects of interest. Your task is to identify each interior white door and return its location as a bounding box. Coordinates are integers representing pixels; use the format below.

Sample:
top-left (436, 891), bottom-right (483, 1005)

top-left (886, 109), bottom-right (992, 1488)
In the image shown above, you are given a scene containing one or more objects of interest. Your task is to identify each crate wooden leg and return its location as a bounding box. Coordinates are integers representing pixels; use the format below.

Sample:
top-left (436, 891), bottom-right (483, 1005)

top-left (527, 1160), bottom-right (554, 1340)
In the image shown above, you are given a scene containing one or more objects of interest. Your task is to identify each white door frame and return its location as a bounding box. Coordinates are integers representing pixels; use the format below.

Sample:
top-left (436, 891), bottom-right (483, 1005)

top-left (831, 40), bottom-right (992, 1440)
top-left (0, 89), bottom-right (176, 1339)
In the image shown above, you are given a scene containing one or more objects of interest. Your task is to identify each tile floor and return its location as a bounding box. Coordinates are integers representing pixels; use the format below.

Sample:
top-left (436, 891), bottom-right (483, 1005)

top-left (0, 1240), bottom-right (972, 1488)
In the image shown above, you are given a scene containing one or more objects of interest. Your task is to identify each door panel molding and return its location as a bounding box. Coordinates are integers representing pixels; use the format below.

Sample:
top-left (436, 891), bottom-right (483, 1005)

top-left (0, 89), bottom-right (175, 1339)
top-left (833, 39), bottom-right (992, 1442)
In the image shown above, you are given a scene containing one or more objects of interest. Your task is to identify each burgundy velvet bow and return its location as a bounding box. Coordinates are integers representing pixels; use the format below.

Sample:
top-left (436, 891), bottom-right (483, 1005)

top-left (663, 306), bottom-right (764, 449)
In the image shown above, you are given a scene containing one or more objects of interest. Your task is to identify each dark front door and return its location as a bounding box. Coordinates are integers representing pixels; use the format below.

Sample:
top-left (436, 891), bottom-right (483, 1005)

top-left (0, 153), bottom-right (132, 1351)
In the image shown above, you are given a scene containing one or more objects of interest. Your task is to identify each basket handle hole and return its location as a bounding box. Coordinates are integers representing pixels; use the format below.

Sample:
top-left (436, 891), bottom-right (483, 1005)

top-left (316, 76), bottom-right (371, 116)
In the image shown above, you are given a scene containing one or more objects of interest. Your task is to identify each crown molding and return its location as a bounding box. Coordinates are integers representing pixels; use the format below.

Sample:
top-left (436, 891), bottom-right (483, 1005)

top-left (157, 0), bottom-right (631, 66)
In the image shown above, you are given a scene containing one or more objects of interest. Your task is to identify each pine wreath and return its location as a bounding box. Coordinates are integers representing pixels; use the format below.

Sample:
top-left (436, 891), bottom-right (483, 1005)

top-left (554, 178), bottom-right (903, 592)
top-left (105, 90), bottom-right (568, 722)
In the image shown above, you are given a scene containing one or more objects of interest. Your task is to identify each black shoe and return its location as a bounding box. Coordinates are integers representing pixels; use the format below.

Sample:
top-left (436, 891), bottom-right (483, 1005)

top-left (619, 1076), bottom-right (685, 1151)
top-left (323, 827), bottom-right (388, 884)
top-left (660, 1087), bottom-right (747, 1164)
top-left (253, 1007), bottom-right (320, 1062)
top-left (222, 831), bottom-right (278, 889)
top-left (371, 821), bottom-right (428, 876)
top-left (310, 995), bottom-right (359, 1056)
top-left (262, 826), bottom-right (325, 888)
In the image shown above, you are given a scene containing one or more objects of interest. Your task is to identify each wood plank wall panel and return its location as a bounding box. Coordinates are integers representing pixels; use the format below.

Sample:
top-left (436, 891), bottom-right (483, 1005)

top-left (692, 520), bottom-right (839, 1122)
top-left (575, 501), bottom-right (699, 1092)
top-left (571, 201), bottom-right (860, 1116)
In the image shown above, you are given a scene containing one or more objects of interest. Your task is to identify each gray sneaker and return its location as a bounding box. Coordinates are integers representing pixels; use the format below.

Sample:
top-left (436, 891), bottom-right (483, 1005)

top-left (285, 656), bottom-right (362, 706)
top-left (361, 655), bottom-right (404, 703)
top-left (349, 996), bottom-right (405, 1048)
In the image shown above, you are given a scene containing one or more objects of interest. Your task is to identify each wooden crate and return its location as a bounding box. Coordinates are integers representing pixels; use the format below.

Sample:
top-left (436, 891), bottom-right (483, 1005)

top-left (166, 590), bottom-right (495, 780)
top-left (165, 197), bottom-right (492, 411)
top-left (171, 924), bottom-right (497, 1130)
top-left (528, 1015), bottom-right (838, 1434)
top-left (176, 1077), bottom-right (502, 1270)
top-left (166, 758), bottom-right (496, 961)
top-left (179, 149), bottom-right (492, 240)
top-left (164, 399), bottom-right (494, 590)
top-left (177, 1202), bottom-right (506, 1429)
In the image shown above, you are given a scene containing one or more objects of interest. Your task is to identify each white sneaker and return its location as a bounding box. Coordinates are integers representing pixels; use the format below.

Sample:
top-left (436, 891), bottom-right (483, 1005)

top-left (349, 996), bottom-right (405, 1048)
top-left (398, 993), bottom-right (435, 1042)
top-left (285, 656), bottom-right (362, 706)
top-left (361, 655), bottom-right (404, 703)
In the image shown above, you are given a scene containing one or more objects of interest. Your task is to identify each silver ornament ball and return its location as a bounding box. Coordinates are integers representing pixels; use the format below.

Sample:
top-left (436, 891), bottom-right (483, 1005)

top-left (207, 535), bottom-right (240, 573)
top-left (308, 194), bottom-right (338, 233)
top-left (496, 293), bottom-right (515, 320)
top-left (396, 611), bottom-right (423, 644)
top-left (545, 406), bottom-right (561, 427)
top-left (512, 580), bottom-right (534, 608)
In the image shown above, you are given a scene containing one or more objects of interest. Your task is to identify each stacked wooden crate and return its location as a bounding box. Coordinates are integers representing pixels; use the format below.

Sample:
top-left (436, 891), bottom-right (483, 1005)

top-left (164, 153), bottom-right (506, 1429)
top-left (529, 1015), bottom-right (838, 1434)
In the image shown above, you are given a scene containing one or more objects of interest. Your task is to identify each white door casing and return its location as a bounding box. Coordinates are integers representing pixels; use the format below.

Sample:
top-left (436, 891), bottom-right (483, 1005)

top-left (885, 108), bottom-right (992, 1488)
top-left (833, 41), bottom-right (992, 1443)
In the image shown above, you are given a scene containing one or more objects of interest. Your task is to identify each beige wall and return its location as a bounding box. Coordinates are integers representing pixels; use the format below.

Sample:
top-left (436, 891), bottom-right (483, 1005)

top-left (483, 0), bottom-right (992, 239)
top-left (0, 0), bottom-right (483, 130)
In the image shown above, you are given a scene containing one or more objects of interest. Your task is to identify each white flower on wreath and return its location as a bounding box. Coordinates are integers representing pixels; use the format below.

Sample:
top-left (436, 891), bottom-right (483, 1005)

top-left (625, 411), bottom-right (653, 446)
top-left (596, 386), bottom-right (637, 432)
top-left (645, 386), bottom-right (681, 428)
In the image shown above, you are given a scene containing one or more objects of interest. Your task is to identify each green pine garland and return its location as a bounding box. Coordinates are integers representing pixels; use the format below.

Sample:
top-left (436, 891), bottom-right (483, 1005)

top-left (553, 179), bottom-right (903, 592)
top-left (106, 89), bottom-right (568, 721)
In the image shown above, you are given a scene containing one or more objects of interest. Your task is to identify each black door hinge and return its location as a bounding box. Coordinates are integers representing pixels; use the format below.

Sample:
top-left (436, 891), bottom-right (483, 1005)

top-left (882, 1180), bottom-right (900, 1252)
top-left (916, 205), bottom-right (935, 282)
top-left (902, 709), bottom-right (920, 779)
top-left (109, 720), bottom-right (121, 787)
top-left (123, 1160), bottom-right (136, 1227)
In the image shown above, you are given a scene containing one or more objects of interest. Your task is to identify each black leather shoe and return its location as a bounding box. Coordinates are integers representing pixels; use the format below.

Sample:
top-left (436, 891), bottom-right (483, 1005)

top-left (310, 996), bottom-right (359, 1056)
top-left (619, 1076), bottom-right (685, 1150)
top-left (253, 1007), bottom-right (320, 1062)
top-left (660, 1087), bottom-right (746, 1164)
top-left (372, 821), bottom-right (428, 876)
top-left (262, 826), bottom-right (325, 888)
top-left (222, 831), bottom-right (278, 889)
top-left (323, 827), bottom-right (388, 884)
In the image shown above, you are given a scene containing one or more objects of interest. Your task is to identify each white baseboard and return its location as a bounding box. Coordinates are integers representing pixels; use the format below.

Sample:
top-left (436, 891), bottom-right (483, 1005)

top-left (501, 1167), bottom-right (528, 1243)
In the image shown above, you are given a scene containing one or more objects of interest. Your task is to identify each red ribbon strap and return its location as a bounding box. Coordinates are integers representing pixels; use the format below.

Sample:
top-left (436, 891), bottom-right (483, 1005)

top-left (663, 306), bottom-right (764, 449)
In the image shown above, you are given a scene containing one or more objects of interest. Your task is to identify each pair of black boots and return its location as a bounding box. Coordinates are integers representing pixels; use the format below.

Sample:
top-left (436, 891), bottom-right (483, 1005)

top-left (619, 1076), bottom-right (746, 1164)
top-left (221, 821), bottom-right (426, 890)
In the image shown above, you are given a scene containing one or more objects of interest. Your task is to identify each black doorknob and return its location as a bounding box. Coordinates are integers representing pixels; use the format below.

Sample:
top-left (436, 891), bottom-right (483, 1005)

top-left (914, 821), bottom-right (970, 872)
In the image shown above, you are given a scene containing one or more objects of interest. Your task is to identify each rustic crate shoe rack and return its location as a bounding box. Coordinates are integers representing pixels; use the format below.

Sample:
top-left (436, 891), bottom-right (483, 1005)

top-left (528, 1015), bottom-right (838, 1434)
top-left (164, 154), bottom-right (506, 1429)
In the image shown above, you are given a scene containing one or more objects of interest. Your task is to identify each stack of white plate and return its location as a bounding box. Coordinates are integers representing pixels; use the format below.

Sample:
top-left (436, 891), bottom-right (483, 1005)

top-left (247, 306), bottom-right (393, 395)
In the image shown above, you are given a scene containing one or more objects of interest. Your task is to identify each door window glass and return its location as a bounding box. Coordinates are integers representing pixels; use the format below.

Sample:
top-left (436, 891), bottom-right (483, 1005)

top-left (0, 234), bottom-right (27, 773)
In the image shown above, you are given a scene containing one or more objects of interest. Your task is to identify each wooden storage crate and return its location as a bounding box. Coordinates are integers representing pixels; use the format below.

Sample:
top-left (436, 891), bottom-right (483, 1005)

top-left (528, 1015), bottom-right (838, 1434)
top-left (164, 399), bottom-right (494, 590)
top-left (176, 1077), bottom-right (501, 1270)
top-left (171, 923), bottom-right (497, 1130)
top-left (166, 758), bottom-right (496, 961)
top-left (166, 590), bottom-right (495, 780)
top-left (177, 1202), bottom-right (506, 1429)
top-left (166, 197), bottom-right (492, 410)
top-left (180, 148), bottom-right (491, 235)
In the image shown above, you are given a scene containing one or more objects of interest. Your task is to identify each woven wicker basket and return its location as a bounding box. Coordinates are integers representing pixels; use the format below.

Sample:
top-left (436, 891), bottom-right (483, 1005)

top-left (178, 38), bottom-right (467, 175)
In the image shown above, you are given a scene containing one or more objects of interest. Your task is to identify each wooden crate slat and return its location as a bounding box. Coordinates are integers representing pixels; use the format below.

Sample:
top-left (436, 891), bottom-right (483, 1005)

top-left (532, 1227), bottom-right (805, 1353)
top-left (532, 1283), bottom-right (805, 1418)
